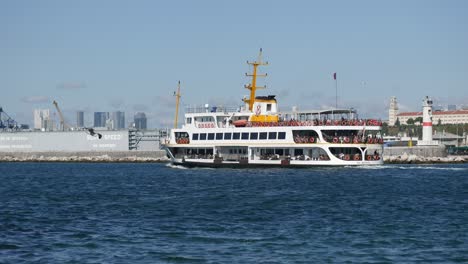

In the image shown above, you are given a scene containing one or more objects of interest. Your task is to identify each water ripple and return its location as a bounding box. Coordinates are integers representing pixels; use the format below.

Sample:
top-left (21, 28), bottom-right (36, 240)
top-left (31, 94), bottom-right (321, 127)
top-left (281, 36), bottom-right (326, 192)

top-left (0, 163), bottom-right (467, 263)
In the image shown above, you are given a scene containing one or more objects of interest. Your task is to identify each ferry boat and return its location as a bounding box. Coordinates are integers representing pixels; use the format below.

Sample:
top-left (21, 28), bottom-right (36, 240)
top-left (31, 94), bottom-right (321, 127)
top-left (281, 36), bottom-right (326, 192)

top-left (162, 50), bottom-right (384, 167)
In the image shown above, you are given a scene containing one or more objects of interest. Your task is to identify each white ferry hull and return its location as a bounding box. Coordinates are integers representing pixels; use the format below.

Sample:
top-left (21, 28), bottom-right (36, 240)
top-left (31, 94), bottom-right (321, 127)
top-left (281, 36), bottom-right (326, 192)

top-left (170, 158), bottom-right (383, 168)
top-left (163, 141), bottom-right (384, 168)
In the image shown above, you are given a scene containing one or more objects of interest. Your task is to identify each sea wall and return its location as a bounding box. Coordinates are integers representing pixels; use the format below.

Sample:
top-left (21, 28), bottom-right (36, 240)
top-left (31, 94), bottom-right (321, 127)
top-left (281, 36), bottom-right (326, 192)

top-left (383, 145), bottom-right (447, 158)
top-left (1, 150), bottom-right (466, 164)
top-left (384, 154), bottom-right (468, 164)
top-left (0, 151), bottom-right (168, 162)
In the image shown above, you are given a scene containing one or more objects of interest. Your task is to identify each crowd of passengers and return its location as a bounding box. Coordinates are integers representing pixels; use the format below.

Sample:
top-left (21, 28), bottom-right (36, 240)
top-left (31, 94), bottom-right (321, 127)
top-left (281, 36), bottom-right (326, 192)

top-left (293, 134), bottom-right (383, 144)
top-left (260, 154), bottom-right (330, 161)
top-left (323, 134), bottom-right (384, 144)
top-left (334, 150), bottom-right (380, 161)
top-left (248, 117), bottom-right (382, 127)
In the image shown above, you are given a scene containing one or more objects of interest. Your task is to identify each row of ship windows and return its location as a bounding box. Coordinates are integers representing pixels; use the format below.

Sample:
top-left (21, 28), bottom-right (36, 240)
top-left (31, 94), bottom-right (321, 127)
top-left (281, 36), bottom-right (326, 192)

top-left (192, 132), bottom-right (287, 141)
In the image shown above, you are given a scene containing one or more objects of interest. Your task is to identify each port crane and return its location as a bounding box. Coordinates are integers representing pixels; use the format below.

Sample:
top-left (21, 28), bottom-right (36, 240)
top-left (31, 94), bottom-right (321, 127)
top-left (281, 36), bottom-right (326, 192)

top-left (52, 100), bottom-right (102, 139)
top-left (0, 106), bottom-right (17, 129)
top-left (52, 100), bottom-right (70, 131)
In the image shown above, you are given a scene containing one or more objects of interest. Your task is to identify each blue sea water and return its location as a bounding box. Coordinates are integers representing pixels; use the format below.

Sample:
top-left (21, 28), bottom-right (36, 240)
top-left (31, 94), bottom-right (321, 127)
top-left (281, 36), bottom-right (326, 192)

top-left (0, 163), bottom-right (467, 263)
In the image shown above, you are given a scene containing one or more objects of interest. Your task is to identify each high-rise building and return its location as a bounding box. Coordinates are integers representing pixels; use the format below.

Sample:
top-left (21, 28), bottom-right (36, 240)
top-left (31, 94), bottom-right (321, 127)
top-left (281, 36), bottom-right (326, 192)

top-left (433, 105), bottom-right (443, 112)
top-left (42, 118), bottom-right (56, 131)
top-left (76, 111), bottom-right (84, 127)
top-left (388, 97), bottom-right (399, 126)
top-left (94, 112), bottom-right (108, 128)
top-left (448, 105), bottom-right (457, 111)
top-left (33, 109), bottom-right (50, 130)
top-left (112, 111), bottom-right (125, 129)
top-left (134, 112), bottom-right (147, 129)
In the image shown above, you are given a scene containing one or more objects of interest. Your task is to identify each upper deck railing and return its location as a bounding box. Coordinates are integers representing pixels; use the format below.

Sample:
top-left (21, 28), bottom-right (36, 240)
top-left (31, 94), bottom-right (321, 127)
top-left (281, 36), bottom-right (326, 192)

top-left (246, 119), bottom-right (382, 127)
top-left (185, 106), bottom-right (242, 114)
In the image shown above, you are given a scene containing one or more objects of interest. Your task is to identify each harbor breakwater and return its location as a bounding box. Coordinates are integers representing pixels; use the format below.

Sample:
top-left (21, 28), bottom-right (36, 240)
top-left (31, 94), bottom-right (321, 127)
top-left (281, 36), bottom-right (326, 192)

top-left (1, 151), bottom-right (467, 164)
top-left (0, 151), bottom-right (168, 163)
top-left (384, 153), bottom-right (468, 164)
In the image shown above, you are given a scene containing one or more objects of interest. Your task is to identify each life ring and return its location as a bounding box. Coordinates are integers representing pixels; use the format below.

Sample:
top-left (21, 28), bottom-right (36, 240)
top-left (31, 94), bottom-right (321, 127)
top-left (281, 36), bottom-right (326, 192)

top-left (332, 137), bottom-right (339, 143)
top-left (309, 137), bottom-right (315, 143)
top-left (343, 137), bottom-right (350, 143)
top-left (368, 138), bottom-right (373, 144)
top-left (374, 155), bottom-right (380, 160)
top-left (366, 155), bottom-right (372, 161)
top-left (342, 120), bottom-right (347, 126)
top-left (313, 120), bottom-right (318, 126)
top-left (344, 154), bottom-right (350, 161)
top-left (353, 137), bottom-right (359, 144)
top-left (354, 155), bottom-right (360, 161)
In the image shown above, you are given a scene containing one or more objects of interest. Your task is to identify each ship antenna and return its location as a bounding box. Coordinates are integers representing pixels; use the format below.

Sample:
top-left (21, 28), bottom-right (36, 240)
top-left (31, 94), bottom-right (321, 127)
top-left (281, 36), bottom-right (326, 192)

top-left (243, 48), bottom-right (268, 111)
top-left (174, 81), bottom-right (181, 128)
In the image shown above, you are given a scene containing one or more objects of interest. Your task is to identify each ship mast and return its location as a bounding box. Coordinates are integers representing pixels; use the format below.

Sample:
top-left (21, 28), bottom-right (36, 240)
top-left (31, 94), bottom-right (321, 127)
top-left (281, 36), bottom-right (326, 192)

top-left (244, 49), bottom-right (268, 111)
top-left (174, 81), bottom-right (181, 128)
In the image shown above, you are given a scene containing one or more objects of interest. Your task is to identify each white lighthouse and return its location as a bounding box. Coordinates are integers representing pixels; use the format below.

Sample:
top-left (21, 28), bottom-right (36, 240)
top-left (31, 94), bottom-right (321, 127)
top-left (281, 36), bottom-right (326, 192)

top-left (418, 96), bottom-right (438, 146)
top-left (388, 96), bottom-right (399, 126)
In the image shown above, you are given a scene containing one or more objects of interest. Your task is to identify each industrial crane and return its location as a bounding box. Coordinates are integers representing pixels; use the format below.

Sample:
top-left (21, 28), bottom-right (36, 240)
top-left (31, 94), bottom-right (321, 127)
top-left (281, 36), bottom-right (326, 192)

top-left (52, 100), bottom-right (102, 138)
top-left (0, 106), bottom-right (17, 129)
top-left (52, 100), bottom-right (70, 131)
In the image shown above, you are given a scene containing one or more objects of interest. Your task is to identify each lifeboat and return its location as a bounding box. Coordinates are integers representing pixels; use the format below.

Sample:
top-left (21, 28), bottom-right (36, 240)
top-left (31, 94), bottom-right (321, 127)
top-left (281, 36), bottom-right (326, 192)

top-left (233, 120), bottom-right (248, 127)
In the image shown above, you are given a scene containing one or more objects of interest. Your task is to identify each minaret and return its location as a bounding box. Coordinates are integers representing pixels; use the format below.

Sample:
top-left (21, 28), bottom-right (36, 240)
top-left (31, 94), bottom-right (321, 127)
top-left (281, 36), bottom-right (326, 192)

top-left (388, 96), bottom-right (398, 126)
top-left (420, 96), bottom-right (435, 145)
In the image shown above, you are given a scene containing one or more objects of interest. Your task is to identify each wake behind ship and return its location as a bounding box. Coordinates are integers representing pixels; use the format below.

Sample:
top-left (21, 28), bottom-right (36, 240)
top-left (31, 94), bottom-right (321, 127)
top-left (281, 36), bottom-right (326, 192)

top-left (162, 50), bottom-right (384, 167)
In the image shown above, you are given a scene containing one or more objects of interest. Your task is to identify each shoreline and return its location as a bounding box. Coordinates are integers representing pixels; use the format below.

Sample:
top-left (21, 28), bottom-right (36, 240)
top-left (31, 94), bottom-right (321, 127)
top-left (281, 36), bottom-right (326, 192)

top-left (0, 152), bottom-right (467, 164)
top-left (0, 151), bottom-right (169, 163)
top-left (383, 156), bottom-right (468, 164)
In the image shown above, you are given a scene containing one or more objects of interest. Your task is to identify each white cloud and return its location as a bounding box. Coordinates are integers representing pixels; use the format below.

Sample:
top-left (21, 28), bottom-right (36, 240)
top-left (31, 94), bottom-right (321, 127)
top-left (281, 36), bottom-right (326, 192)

top-left (152, 95), bottom-right (175, 108)
top-left (21, 96), bottom-right (50, 104)
top-left (57, 82), bottom-right (87, 90)
top-left (132, 104), bottom-right (149, 112)
top-left (109, 98), bottom-right (125, 109)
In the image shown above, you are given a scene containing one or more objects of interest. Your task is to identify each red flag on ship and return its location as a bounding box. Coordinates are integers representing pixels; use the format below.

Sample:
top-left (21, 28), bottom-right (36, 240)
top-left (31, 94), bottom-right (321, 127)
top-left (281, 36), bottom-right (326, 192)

top-left (333, 72), bottom-right (337, 80)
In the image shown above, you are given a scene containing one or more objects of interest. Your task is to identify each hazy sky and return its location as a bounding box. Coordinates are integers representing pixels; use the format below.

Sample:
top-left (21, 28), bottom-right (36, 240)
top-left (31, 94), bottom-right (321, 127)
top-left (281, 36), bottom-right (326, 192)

top-left (2, 0), bottom-right (467, 128)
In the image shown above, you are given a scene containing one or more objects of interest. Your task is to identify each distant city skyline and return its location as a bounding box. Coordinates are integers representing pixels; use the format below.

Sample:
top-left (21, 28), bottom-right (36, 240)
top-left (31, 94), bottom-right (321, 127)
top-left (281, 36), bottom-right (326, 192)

top-left (2, 1), bottom-right (467, 128)
top-left (134, 112), bottom-right (147, 130)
